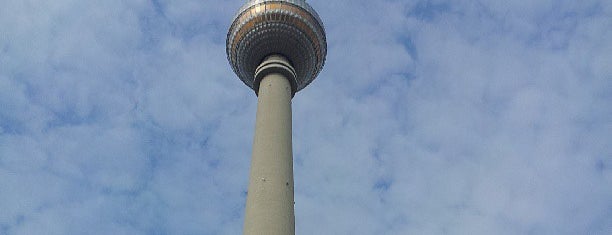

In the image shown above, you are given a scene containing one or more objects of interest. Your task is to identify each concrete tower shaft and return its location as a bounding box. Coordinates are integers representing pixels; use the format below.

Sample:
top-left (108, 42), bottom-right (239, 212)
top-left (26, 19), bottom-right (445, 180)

top-left (244, 55), bottom-right (295, 234)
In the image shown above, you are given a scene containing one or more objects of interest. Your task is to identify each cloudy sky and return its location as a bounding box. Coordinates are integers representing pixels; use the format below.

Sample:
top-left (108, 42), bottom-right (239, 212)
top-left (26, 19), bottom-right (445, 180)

top-left (1, 0), bottom-right (611, 234)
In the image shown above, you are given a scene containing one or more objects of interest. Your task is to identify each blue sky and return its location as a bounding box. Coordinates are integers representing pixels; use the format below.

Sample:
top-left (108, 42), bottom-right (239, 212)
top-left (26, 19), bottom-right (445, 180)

top-left (1, 0), bottom-right (611, 234)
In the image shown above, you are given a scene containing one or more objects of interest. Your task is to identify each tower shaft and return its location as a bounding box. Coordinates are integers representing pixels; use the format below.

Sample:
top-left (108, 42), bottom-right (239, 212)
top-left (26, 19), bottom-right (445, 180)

top-left (244, 57), bottom-right (295, 234)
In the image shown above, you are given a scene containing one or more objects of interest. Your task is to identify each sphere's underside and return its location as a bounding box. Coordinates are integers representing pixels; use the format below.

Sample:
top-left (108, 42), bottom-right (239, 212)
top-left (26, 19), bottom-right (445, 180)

top-left (227, 0), bottom-right (327, 93)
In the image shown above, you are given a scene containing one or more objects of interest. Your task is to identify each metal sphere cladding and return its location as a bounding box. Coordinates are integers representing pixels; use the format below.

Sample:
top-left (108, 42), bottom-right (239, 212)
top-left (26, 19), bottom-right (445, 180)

top-left (227, 0), bottom-right (327, 94)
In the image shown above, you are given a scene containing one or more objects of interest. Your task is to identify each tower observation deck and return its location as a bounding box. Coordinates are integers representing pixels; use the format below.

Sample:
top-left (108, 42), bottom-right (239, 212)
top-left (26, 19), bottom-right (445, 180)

top-left (227, 0), bottom-right (327, 94)
top-left (226, 0), bottom-right (327, 234)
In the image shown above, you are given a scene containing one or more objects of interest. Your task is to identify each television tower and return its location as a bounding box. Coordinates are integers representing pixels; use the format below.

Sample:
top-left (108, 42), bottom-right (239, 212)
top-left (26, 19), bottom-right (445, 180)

top-left (226, 0), bottom-right (327, 234)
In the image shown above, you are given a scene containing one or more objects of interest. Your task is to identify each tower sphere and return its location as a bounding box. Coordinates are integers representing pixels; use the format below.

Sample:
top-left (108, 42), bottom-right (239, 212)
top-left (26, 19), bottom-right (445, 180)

top-left (227, 0), bottom-right (327, 94)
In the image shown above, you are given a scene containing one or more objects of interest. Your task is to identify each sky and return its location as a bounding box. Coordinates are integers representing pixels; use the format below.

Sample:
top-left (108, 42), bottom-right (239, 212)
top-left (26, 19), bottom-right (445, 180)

top-left (0, 0), bottom-right (611, 234)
